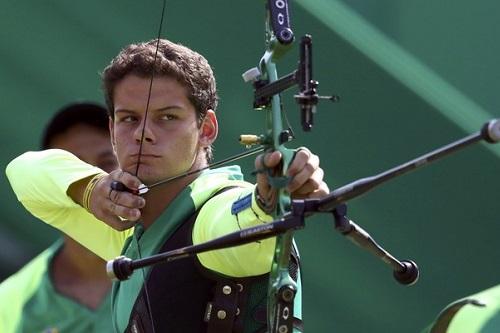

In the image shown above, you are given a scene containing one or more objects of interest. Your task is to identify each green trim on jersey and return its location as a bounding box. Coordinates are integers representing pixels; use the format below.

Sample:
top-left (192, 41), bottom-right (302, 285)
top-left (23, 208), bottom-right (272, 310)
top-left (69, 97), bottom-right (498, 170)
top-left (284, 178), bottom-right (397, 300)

top-left (0, 240), bottom-right (112, 333)
top-left (111, 166), bottom-right (255, 332)
top-left (424, 284), bottom-right (500, 333)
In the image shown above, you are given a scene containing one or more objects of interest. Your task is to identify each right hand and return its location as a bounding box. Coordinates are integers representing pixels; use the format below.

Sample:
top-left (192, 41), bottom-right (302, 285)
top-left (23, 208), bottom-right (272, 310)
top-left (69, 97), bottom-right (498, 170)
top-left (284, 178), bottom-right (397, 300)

top-left (89, 170), bottom-right (145, 230)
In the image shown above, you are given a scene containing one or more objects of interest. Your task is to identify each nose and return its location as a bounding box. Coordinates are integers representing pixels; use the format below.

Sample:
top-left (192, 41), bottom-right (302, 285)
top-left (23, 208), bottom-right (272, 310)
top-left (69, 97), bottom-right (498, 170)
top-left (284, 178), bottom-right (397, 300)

top-left (133, 118), bottom-right (155, 144)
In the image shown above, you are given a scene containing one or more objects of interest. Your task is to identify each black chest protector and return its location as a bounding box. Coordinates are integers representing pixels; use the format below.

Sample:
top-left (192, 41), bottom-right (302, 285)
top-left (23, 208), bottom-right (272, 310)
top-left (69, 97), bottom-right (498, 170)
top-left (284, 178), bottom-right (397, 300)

top-left (125, 190), bottom-right (302, 333)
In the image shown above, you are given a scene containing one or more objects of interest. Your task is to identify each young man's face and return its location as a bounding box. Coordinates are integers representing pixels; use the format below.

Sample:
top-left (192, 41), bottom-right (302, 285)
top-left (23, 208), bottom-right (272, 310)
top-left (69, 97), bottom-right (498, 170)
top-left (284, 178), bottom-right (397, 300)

top-left (110, 74), bottom-right (217, 185)
top-left (50, 124), bottom-right (117, 173)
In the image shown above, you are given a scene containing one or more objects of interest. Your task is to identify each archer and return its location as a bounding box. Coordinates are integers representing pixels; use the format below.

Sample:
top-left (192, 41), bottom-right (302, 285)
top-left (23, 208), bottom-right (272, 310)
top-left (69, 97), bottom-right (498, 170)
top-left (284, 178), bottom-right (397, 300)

top-left (6, 38), bottom-right (329, 332)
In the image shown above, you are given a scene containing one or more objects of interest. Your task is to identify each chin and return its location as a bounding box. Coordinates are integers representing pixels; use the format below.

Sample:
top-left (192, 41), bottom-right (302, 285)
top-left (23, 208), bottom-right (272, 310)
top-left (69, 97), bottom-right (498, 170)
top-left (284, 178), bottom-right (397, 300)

top-left (137, 169), bottom-right (170, 184)
top-left (135, 172), bottom-right (157, 185)
top-left (118, 161), bottom-right (140, 175)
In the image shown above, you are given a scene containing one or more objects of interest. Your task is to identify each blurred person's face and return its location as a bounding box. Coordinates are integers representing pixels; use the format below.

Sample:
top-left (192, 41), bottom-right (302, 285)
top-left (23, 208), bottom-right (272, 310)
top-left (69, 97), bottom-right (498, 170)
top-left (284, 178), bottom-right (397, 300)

top-left (49, 124), bottom-right (117, 173)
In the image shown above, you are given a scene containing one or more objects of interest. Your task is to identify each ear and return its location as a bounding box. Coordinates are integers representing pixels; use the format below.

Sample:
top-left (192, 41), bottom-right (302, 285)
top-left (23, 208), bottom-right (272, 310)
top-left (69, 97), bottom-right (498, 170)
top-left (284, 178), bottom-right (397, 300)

top-left (109, 116), bottom-right (117, 152)
top-left (199, 110), bottom-right (218, 146)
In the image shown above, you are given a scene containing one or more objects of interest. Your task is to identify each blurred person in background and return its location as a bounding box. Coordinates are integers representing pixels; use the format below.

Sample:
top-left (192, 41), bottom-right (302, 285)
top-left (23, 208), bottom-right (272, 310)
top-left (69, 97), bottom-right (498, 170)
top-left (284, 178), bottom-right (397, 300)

top-left (0, 102), bottom-right (116, 332)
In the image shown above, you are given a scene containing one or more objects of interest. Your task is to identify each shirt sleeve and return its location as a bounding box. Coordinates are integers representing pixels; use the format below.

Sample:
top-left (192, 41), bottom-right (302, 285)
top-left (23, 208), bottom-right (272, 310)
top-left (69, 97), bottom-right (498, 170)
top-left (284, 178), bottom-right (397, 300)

top-left (5, 149), bottom-right (132, 260)
top-left (192, 186), bottom-right (276, 277)
top-left (0, 247), bottom-right (50, 333)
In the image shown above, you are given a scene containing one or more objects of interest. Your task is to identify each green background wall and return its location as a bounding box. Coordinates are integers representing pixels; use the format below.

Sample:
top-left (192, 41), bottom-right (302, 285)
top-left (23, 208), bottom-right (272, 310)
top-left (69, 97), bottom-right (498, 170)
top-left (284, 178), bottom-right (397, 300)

top-left (1, 1), bottom-right (499, 332)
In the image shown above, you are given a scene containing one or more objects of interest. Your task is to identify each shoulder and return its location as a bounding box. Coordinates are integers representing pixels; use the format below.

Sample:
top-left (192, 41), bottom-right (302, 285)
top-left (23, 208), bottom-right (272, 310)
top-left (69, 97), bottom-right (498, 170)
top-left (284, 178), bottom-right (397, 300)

top-left (190, 166), bottom-right (253, 209)
top-left (0, 244), bottom-right (58, 332)
top-left (0, 245), bottom-right (56, 296)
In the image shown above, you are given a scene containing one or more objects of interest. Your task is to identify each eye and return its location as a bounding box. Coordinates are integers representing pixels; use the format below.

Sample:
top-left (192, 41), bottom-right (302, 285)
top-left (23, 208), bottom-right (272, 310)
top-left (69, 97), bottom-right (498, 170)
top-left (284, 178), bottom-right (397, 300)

top-left (160, 114), bottom-right (177, 121)
top-left (117, 115), bottom-right (137, 123)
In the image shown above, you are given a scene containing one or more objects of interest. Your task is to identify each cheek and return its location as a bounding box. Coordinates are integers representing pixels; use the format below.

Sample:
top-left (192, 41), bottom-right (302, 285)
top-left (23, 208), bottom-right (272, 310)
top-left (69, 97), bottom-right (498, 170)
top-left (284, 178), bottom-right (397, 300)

top-left (111, 129), bottom-right (131, 158)
top-left (169, 123), bottom-right (200, 146)
top-left (113, 126), bottom-right (133, 143)
top-left (180, 131), bottom-right (201, 152)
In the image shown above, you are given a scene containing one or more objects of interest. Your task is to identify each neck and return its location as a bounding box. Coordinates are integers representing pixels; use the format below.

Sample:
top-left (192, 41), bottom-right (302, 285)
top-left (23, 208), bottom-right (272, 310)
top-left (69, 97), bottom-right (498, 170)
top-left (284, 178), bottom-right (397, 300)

top-left (51, 237), bottom-right (111, 309)
top-left (53, 237), bottom-right (110, 279)
top-left (139, 162), bottom-right (206, 229)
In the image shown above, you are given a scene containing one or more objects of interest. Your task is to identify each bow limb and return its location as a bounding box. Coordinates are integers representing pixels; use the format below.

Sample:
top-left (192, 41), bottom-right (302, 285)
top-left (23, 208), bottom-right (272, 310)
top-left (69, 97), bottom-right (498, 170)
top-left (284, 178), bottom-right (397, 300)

top-left (256, 1), bottom-right (298, 331)
top-left (264, 66), bottom-right (298, 333)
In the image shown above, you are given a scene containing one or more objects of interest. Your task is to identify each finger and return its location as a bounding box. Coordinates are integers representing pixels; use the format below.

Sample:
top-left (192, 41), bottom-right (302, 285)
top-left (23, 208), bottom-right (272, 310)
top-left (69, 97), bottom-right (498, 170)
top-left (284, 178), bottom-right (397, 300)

top-left (308, 182), bottom-right (330, 199)
top-left (110, 190), bottom-right (145, 209)
top-left (107, 200), bottom-right (142, 222)
top-left (254, 151), bottom-right (282, 170)
top-left (91, 201), bottom-right (138, 231)
top-left (287, 155), bottom-right (321, 192)
top-left (290, 167), bottom-right (324, 194)
top-left (255, 170), bottom-right (272, 200)
top-left (291, 177), bottom-right (330, 199)
top-left (292, 183), bottom-right (330, 200)
top-left (109, 169), bottom-right (142, 192)
top-left (254, 151), bottom-right (282, 200)
top-left (287, 148), bottom-right (317, 177)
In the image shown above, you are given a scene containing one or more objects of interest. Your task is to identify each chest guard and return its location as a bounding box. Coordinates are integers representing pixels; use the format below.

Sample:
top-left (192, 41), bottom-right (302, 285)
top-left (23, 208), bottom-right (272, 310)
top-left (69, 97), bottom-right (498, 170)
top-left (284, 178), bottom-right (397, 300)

top-left (125, 189), bottom-right (302, 333)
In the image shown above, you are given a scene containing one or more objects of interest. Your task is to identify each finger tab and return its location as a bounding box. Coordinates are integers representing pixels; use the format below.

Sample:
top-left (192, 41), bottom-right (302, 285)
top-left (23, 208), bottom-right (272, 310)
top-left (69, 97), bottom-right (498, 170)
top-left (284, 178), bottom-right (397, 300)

top-left (111, 180), bottom-right (137, 194)
top-left (111, 180), bottom-right (127, 191)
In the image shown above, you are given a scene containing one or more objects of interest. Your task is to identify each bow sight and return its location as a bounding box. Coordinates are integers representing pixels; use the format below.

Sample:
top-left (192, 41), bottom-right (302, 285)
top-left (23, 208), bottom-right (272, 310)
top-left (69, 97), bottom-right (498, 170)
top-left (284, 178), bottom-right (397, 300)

top-left (240, 0), bottom-right (338, 152)
top-left (241, 35), bottom-right (338, 139)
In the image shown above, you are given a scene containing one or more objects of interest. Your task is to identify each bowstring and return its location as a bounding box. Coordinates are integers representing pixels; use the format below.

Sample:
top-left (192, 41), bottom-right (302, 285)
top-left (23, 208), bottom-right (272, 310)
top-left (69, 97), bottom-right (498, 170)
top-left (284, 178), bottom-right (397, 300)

top-left (135, 1), bottom-right (167, 177)
top-left (133, 0), bottom-right (167, 331)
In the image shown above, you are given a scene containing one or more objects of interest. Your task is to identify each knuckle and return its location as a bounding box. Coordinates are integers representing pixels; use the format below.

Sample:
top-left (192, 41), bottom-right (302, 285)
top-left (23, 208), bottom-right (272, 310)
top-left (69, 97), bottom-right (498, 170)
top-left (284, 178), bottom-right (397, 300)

top-left (297, 147), bottom-right (311, 158)
top-left (136, 197), bottom-right (146, 208)
top-left (308, 177), bottom-right (320, 189)
top-left (311, 153), bottom-right (320, 166)
top-left (300, 146), bottom-right (313, 154)
top-left (255, 154), bottom-right (264, 168)
top-left (110, 169), bottom-right (122, 178)
top-left (304, 161), bottom-right (315, 173)
top-left (315, 167), bottom-right (324, 180)
top-left (123, 193), bottom-right (141, 209)
top-left (109, 202), bottom-right (117, 213)
top-left (126, 208), bottom-right (141, 221)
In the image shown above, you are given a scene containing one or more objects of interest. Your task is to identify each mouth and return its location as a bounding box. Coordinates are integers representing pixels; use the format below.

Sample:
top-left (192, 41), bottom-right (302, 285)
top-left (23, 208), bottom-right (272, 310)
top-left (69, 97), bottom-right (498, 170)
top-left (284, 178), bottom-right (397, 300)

top-left (129, 153), bottom-right (161, 159)
top-left (125, 154), bottom-right (161, 167)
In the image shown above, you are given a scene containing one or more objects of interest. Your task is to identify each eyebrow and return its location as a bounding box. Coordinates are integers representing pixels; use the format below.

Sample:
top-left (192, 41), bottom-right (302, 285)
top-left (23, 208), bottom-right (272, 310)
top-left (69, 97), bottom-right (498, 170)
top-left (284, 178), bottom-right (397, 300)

top-left (115, 105), bottom-right (184, 114)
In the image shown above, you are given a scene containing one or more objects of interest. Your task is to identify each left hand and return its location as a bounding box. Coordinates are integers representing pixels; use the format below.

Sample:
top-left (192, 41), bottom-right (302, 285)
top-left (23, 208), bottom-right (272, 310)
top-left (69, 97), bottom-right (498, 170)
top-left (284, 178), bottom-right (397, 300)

top-left (254, 147), bottom-right (330, 205)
